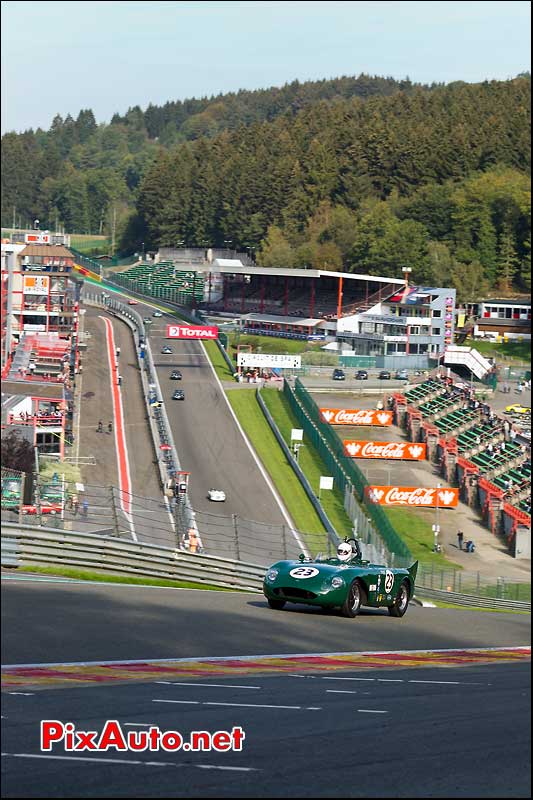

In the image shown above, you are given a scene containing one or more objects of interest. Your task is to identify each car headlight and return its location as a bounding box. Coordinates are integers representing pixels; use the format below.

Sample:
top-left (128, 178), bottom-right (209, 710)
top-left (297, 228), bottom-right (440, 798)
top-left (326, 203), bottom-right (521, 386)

top-left (266, 569), bottom-right (279, 582)
top-left (331, 576), bottom-right (344, 589)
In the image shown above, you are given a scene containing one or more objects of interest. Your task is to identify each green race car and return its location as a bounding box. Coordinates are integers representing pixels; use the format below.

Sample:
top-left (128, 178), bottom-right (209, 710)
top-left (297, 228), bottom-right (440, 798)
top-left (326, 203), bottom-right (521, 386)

top-left (263, 538), bottom-right (418, 618)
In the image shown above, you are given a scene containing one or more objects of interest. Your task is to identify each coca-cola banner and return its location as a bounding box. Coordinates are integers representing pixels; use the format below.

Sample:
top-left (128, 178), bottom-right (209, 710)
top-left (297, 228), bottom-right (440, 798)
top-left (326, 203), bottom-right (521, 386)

top-left (365, 486), bottom-right (459, 507)
top-left (344, 441), bottom-right (427, 460)
top-left (320, 408), bottom-right (393, 426)
top-left (167, 325), bottom-right (218, 339)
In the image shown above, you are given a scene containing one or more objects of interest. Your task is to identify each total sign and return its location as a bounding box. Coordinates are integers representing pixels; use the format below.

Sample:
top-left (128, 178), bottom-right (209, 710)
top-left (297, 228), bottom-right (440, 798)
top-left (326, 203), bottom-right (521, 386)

top-left (167, 325), bottom-right (218, 339)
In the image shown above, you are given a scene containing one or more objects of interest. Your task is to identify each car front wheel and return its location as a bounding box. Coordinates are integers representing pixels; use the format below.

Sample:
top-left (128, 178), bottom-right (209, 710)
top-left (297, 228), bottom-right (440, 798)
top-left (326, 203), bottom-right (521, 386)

top-left (267, 598), bottom-right (286, 610)
top-left (341, 580), bottom-right (365, 618)
top-left (388, 580), bottom-right (410, 617)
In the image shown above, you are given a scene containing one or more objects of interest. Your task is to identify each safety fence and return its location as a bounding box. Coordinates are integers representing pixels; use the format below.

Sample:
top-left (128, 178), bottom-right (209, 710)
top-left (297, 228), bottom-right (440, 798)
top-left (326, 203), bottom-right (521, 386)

top-left (1, 525), bottom-right (529, 611)
top-left (283, 378), bottom-right (413, 565)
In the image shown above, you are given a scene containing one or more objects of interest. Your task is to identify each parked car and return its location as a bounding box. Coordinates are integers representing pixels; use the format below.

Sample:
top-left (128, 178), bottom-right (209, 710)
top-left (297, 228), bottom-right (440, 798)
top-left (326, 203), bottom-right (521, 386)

top-left (172, 389), bottom-right (185, 400)
top-left (355, 370), bottom-right (368, 380)
top-left (170, 370), bottom-right (182, 380)
top-left (208, 489), bottom-right (226, 502)
top-left (505, 404), bottom-right (531, 415)
top-left (395, 369), bottom-right (409, 380)
top-left (161, 346), bottom-right (173, 354)
top-left (332, 368), bottom-right (346, 381)
top-left (21, 504), bottom-right (62, 515)
top-left (378, 370), bottom-right (391, 380)
top-left (263, 538), bottom-right (418, 618)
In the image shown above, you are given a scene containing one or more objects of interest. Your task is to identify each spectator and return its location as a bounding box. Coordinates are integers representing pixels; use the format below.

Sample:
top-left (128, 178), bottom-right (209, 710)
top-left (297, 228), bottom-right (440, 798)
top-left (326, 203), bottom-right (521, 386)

top-left (81, 499), bottom-right (89, 517)
top-left (457, 530), bottom-right (464, 550)
top-left (108, 421), bottom-right (113, 434)
top-left (97, 420), bottom-right (103, 433)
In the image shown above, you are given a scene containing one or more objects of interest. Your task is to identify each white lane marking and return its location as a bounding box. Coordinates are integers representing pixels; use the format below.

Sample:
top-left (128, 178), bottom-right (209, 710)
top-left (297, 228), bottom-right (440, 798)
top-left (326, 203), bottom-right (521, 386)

top-left (357, 710), bottom-right (388, 714)
top-left (123, 723), bottom-right (158, 727)
top-left (0, 753), bottom-right (257, 771)
top-left (197, 765), bottom-right (259, 771)
top-left (408, 680), bottom-right (462, 685)
top-left (154, 699), bottom-right (321, 710)
top-left (163, 494), bottom-right (176, 533)
top-left (322, 677), bottom-right (375, 681)
top-left (200, 340), bottom-right (308, 555)
top-left (7, 692), bottom-right (34, 696)
top-left (377, 679), bottom-right (404, 682)
top-left (204, 702), bottom-right (321, 710)
top-left (153, 700), bottom-right (199, 705)
top-left (326, 690), bottom-right (359, 694)
top-left (155, 682), bottom-right (261, 689)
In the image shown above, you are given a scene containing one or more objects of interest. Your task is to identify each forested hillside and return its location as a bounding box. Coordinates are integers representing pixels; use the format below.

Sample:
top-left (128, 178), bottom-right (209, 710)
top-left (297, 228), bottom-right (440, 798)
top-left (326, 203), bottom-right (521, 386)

top-left (1, 73), bottom-right (530, 298)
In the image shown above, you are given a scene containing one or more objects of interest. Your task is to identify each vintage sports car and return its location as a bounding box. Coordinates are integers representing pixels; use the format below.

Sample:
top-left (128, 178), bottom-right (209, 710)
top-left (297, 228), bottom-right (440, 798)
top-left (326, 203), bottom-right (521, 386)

top-left (207, 489), bottom-right (226, 502)
top-left (263, 538), bottom-right (418, 618)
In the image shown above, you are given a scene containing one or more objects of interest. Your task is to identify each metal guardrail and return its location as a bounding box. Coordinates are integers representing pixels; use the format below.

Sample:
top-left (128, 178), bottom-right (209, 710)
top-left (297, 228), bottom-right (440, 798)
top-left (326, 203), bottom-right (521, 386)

top-left (414, 586), bottom-right (530, 611)
top-left (1, 525), bottom-right (265, 592)
top-left (2, 526), bottom-right (529, 611)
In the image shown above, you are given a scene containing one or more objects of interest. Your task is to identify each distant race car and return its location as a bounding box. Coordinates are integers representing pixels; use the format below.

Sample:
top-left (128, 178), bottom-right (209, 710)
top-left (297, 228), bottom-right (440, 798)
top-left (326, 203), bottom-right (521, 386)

top-left (263, 538), bottom-right (418, 618)
top-left (21, 504), bottom-right (62, 515)
top-left (170, 371), bottom-right (182, 380)
top-left (127, 300), bottom-right (138, 305)
top-left (153, 311), bottom-right (163, 317)
top-left (505, 404), bottom-right (531, 415)
top-left (161, 346), bottom-right (173, 354)
top-left (172, 389), bottom-right (185, 400)
top-left (207, 489), bottom-right (226, 502)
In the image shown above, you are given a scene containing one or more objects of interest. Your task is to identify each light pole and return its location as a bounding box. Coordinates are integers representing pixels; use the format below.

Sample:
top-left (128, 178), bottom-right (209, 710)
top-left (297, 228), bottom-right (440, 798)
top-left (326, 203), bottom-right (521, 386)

top-left (433, 482), bottom-right (441, 552)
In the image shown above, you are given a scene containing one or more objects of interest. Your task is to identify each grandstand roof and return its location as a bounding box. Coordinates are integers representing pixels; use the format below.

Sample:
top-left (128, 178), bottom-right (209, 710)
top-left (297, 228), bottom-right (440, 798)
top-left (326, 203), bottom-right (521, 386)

top-left (242, 313), bottom-right (323, 327)
top-left (196, 263), bottom-right (405, 284)
top-left (20, 244), bottom-right (73, 257)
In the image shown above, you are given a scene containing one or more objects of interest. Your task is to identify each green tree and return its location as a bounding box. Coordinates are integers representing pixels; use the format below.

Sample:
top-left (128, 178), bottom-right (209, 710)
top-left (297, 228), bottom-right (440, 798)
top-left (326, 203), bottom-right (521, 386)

top-left (257, 225), bottom-right (295, 267)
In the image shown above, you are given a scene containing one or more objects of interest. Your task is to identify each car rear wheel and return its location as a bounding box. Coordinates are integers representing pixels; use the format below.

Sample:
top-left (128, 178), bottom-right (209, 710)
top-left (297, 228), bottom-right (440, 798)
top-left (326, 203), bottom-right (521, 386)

top-left (341, 580), bottom-right (365, 618)
top-left (388, 580), bottom-right (410, 617)
top-left (267, 598), bottom-right (286, 610)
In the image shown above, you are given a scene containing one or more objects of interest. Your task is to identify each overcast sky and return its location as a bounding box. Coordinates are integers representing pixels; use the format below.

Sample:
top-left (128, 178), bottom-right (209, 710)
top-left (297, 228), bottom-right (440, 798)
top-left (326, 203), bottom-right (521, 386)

top-left (1, 0), bottom-right (530, 134)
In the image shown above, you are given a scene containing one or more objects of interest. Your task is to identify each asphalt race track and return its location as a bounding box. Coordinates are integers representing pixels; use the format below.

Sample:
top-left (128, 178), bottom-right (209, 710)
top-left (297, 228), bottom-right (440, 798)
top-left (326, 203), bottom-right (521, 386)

top-left (1, 577), bottom-right (531, 798)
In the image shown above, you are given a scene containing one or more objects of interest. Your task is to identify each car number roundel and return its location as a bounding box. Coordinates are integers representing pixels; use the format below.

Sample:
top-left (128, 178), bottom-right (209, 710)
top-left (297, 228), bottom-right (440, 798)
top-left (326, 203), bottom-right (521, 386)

top-left (289, 566), bottom-right (320, 579)
top-left (384, 570), bottom-right (395, 593)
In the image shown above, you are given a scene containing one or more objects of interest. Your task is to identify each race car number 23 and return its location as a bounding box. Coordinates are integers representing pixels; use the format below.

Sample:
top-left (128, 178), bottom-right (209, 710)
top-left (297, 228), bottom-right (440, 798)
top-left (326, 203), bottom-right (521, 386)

top-left (289, 567), bottom-right (320, 579)
top-left (384, 570), bottom-right (395, 593)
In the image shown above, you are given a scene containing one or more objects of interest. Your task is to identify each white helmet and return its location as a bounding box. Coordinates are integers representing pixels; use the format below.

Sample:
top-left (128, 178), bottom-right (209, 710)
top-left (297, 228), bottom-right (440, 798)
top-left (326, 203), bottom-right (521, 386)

top-left (337, 542), bottom-right (352, 562)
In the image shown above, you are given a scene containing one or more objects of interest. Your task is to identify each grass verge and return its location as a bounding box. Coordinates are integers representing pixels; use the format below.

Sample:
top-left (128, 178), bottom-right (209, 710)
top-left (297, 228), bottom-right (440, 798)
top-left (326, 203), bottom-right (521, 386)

top-left (203, 340), bottom-right (235, 381)
top-left (260, 388), bottom-right (354, 541)
top-left (226, 390), bottom-right (328, 548)
top-left (17, 565), bottom-right (244, 591)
